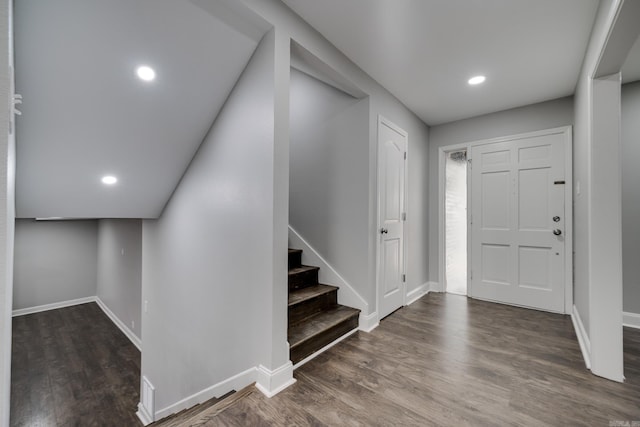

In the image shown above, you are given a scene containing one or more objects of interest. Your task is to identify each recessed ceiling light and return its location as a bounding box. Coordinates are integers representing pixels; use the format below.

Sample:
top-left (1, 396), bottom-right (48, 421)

top-left (136, 65), bottom-right (156, 82)
top-left (468, 75), bottom-right (486, 85)
top-left (101, 175), bottom-right (118, 185)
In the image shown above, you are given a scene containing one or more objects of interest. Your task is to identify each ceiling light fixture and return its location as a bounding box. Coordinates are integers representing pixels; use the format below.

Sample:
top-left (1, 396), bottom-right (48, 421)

top-left (101, 175), bottom-right (118, 185)
top-left (468, 75), bottom-right (486, 85)
top-left (136, 65), bottom-right (156, 82)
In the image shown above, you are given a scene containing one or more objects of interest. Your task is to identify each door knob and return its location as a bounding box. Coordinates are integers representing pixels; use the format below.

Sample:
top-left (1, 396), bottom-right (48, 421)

top-left (380, 228), bottom-right (388, 234)
top-left (553, 229), bottom-right (562, 236)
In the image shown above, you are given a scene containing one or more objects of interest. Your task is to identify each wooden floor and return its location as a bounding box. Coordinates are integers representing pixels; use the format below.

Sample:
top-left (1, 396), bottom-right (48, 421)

top-left (180, 293), bottom-right (640, 426)
top-left (10, 302), bottom-right (141, 426)
top-left (9, 294), bottom-right (640, 426)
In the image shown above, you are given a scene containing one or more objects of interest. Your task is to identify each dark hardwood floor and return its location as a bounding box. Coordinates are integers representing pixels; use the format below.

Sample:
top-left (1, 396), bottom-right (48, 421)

top-left (178, 293), bottom-right (640, 426)
top-left (10, 302), bottom-right (141, 426)
top-left (9, 295), bottom-right (640, 426)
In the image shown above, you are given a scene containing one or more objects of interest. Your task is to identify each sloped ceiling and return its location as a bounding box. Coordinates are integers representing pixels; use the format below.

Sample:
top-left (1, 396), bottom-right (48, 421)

top-left (622, 35), bottom-right (640, 84)
top-left (14, 0), bottom-right (269, 219)
top-left (282, 0), bottom-right (600, 125)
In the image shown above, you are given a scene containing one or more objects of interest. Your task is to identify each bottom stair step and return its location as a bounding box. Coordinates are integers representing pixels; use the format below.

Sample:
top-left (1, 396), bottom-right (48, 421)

top-left (289, 305), bottom-right (360, 364)
top-left (150, 390), bottom-right (236, 426)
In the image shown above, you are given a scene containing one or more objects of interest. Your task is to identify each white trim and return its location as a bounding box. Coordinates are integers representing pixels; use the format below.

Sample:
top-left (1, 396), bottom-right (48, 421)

top-left (12, 296), bottom-right (96, 317)
top-left (154, 367), bottom-right (257, 421)
top-left (288, 225), bottom-right (368, 313)
top-left (623, 312), bottom-right (640, 329)
top-left (136, 403), bottom-right (153, 426)
top-left (571, 304), bottom-right (592, 370)
top-left (562, 127), bottom-right (574, 315)
top-left (428, 281), bottom-right (444, 293)
top-left (293, 328), bottom-right (358, 370)
top-left (255, 362), bottom-right (296, 398)
top-left (137, 376), bottom-right (155, 425)
top-left (405, 282), bottom-right (430, 306)
top-left (358, 311), bottom-right (379, 332)
top-left (95, 297), bottom-right (141, 351)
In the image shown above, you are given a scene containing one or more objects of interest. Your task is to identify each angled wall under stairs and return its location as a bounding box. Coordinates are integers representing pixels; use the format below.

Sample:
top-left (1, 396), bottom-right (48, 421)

top-left (287, 248), bottom-right (360, 364)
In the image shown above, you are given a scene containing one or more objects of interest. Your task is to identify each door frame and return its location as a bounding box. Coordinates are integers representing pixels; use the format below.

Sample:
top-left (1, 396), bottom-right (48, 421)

top-left (375, 115), bottom-right (409, 318)
top-left (437, 126), bottom-right (573, 314)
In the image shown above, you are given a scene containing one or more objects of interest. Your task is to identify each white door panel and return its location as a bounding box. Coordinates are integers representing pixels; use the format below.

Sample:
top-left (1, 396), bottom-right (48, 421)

top-left (378, 118), bottom-right (406, 319)
top-left (471, 133), bottom-right (566, 313)
top-left (383, 238), bottom-right (401, 297)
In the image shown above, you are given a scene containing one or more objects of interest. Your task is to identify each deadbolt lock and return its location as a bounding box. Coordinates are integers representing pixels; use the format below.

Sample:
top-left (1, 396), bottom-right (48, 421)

top-left (553, 216), bottom-right (560, 222)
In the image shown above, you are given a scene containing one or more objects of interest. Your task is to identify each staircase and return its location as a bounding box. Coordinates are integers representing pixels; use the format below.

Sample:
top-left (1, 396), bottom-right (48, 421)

top-left (288, 248), bottom-right (360, 364)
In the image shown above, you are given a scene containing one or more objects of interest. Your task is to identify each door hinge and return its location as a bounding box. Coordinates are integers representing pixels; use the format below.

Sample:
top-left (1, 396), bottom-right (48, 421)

top-left (404, 152), bottom-right (407, 160)
top-left (402, 274), bottom-right (406, 282)
top-left (402, 212), bottom-right (406, 221)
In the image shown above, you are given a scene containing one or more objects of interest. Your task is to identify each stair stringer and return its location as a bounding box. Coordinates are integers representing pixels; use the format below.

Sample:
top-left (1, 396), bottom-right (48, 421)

top-left (288, 226), bottom-right (370, 323)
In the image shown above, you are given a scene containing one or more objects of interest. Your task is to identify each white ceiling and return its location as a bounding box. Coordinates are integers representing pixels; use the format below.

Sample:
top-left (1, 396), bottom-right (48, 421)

top-left (282, 0), bottom-right (600, 126)
top-left (14, 0), bottom-right (267, 218)
top-left (14, 0), bottom-right (607, 219)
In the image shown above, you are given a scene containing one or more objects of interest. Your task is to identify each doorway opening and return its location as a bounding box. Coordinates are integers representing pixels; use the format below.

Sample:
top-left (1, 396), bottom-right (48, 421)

top-left (444, 150), bottom-right (468, 296)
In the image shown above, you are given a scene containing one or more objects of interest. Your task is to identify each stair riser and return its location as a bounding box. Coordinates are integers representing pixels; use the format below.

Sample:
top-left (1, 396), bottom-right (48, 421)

top-left (288, 251), bottom-right (302, 269)
top-left (289, 291), bottom-right (338, 326)
top-left (289, 269), bottom-right (318, 290)
top-left (290, 314), bottom-right (359, 364)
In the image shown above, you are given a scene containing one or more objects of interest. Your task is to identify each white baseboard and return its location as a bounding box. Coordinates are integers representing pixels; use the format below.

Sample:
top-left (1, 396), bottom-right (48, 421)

top-left (428, 281), bottom-right (443, 293)
top-left (571, 304), bottom-right (591, 370)
top-left (12, 296), bottom-right (96, 317)
top-left (154, 367), bottom-right (257, 421)
top-left (136, 403), bottom-right (153, 426)
top-left (293, 328), bottom-right (358, 370)
top-left (359, 311), bottom-right (379, 332)
top-left (95, 297), bottom-right (141, 351)
top-left (137, 376), bottom-right (155, 425)
top-left (289, 226), bottom-right (369, 313)
top-left (255, 362), bottom-right (296, 398)
top-left (623, 312), bottom-right (640, 329)
top-left (406, 282), bottom-right (430, 306)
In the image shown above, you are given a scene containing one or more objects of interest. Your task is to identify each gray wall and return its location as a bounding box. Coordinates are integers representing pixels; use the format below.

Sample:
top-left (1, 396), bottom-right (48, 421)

top-left (289, 69), bottom-right (371, 302)
top-left (97, 219), bottom-right (142, 339)
top-left (13, 219), bottom-right (98, 310)
top-left (572, 0), bottom-right (617, 337)
top-left (244, 0), bottom-right (430, 312)
top-left (1, 0), bottom-right (15, 418)
top-left (428, 96), bottom-right (574, 285)
top-left (141, 0), bottom-right (433, 414)
top-left (622, 81), bottom-right (640, 314)
top-left (141, 32), bottom-right (279, 412)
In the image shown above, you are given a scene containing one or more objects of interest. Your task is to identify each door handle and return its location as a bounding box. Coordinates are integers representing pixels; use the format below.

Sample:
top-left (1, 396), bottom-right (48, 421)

top-left (553, 229), bottom-right (562, 236)
top-left (380, 228), bottom-right (388, 234)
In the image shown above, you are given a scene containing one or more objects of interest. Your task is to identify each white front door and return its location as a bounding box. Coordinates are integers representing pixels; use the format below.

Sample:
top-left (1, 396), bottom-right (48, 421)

top-left (377, 117), bottom-right (407, 319)
top-left (470, 131), bottom-right (567, 313)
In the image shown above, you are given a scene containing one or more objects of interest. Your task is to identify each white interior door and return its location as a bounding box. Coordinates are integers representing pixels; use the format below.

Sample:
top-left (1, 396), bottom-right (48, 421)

top-left (470, 132), bottom-right (566, 313)
top-left (378, 118), bottom-right (407, 319)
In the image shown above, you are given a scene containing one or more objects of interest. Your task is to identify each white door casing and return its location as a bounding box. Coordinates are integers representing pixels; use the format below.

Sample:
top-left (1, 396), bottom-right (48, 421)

top-left (377, 117), bottom-right (407, 319)
top-left (470, 129), bottom-right (570, 313)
